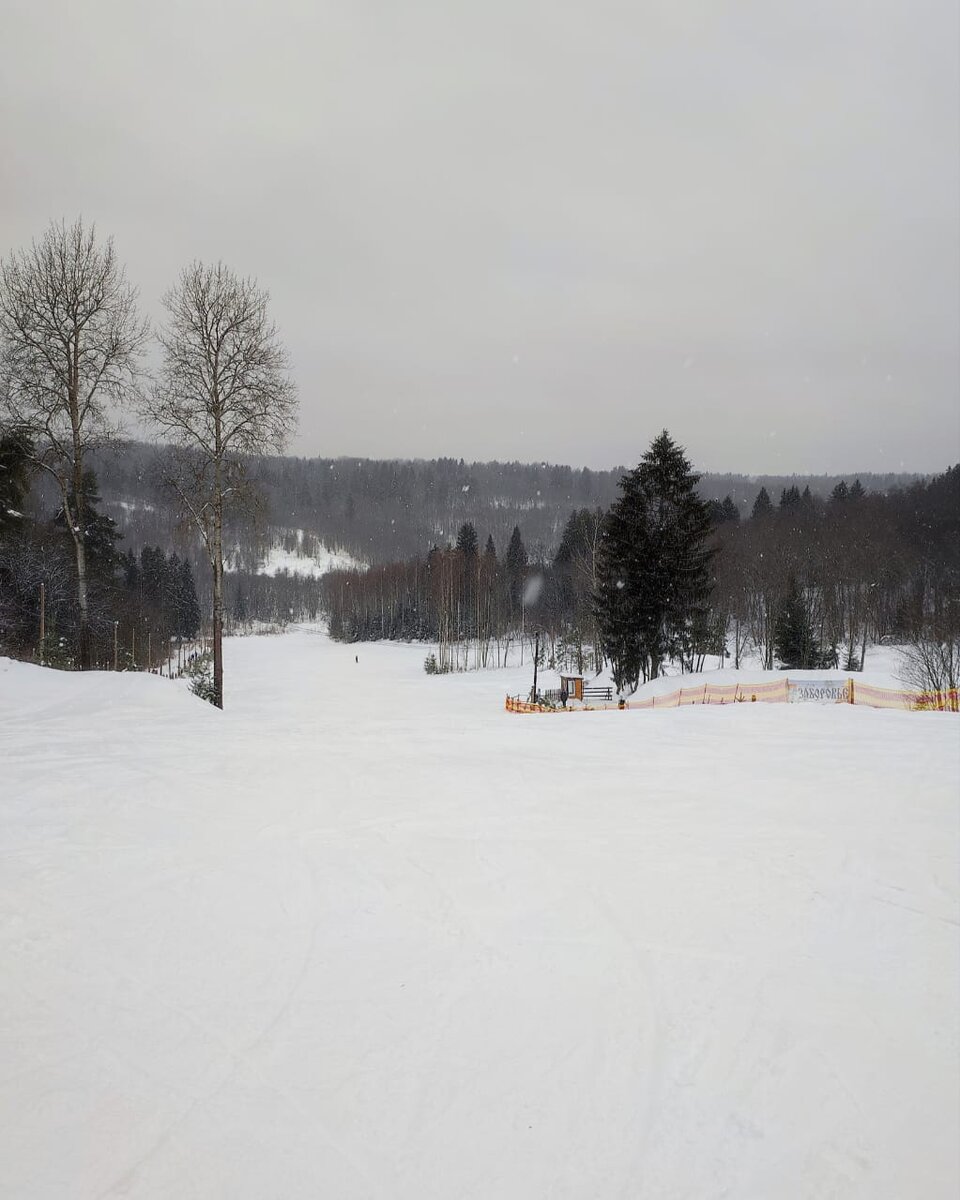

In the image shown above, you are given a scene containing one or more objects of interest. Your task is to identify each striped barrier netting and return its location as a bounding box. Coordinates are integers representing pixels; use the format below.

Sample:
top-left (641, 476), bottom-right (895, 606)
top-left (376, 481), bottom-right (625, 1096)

top-left (505, 679), bottom-right (959, 714)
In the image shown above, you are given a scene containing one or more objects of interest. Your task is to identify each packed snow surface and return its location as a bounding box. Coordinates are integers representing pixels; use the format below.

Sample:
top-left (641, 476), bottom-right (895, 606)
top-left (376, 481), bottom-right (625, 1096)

top-left (1, 632), bottom-right (958, 1199)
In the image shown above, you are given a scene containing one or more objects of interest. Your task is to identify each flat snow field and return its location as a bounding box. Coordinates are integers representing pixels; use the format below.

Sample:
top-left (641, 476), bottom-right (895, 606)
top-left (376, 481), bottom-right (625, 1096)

top-left (1, 631), bottom-right (958, 1199)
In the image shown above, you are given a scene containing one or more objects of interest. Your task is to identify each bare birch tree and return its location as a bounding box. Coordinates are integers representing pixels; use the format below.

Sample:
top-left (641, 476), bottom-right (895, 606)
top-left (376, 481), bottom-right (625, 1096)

top-left (0, 219), bottom-right (147, 667)
top-left (143, 262), bottom-right (297, 708)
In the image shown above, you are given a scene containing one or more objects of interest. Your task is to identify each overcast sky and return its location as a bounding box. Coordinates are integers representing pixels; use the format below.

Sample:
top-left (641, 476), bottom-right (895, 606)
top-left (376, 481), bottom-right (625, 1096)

top-left (3, 0), bottom-right (958, 473)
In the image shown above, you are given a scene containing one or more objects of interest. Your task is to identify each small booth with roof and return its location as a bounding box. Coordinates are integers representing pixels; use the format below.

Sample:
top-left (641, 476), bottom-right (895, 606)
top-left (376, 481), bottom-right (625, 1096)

top-left (559, 675), bottom-right (584, 704)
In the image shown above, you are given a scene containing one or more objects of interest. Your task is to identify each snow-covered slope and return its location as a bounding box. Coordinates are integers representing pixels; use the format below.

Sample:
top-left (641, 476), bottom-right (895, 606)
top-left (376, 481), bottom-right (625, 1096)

top-left (253, 541), bottom-right (360, 577)
top-left (225, 529), bottom-right (362, 578)
top-left (1, 636), bottom-right (957, 1198)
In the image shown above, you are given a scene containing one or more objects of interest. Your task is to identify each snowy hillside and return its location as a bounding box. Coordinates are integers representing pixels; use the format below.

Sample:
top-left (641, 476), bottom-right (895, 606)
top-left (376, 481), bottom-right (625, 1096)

top-left (1, 634), bottom-right (958, 1198)
top-left (254, 540), bottom-right (361, 577)
top-left (226, 529), bottom-right (362, 578)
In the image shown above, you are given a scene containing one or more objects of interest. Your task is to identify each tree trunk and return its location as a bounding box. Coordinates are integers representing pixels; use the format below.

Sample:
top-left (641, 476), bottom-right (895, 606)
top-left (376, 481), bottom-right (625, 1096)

top-left (212, 502), bottom-right (225, 710)
top-left (63, 480), bottom-right (92, 671)
top-left (75, 535), bottom-right (91, 670)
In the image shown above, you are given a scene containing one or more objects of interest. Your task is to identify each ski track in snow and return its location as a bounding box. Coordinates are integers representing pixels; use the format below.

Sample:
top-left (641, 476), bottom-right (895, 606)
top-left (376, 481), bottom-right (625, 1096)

top-left (0, 631), bottom-right (958, 1198)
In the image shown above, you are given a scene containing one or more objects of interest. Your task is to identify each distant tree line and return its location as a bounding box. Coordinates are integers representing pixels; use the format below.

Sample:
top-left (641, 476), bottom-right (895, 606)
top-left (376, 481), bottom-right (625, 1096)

top-left (320, 430), bottom-right (960, 692)
top-left (70, 438), bottom-right (922, 573)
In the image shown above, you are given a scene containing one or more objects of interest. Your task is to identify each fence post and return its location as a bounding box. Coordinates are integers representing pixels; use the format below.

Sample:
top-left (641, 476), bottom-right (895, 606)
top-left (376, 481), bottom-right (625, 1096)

top-left (849, 679), bottom-right (855, 705)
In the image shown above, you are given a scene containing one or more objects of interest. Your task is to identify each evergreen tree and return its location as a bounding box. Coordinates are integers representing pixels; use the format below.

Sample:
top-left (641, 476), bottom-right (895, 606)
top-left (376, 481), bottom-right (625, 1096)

top-left (164, 552), bottom-right (182, 629)
top-left (177, 559), bottom-right (201, 638)
top-left (455, 521), bottom-right (478, 558)
top-left (54, 469), bottom-right (120, 578)
top-left (505, 525), bottom-right (527, 605)
top-left (233, 582), bottom-right (248, 624)
top-left (849, 478), bottom-right (865, 500)
top-left (706, 498), bottom-right (726, 525)
top-left (830, 480), bottom-right (849, 504)
top-left (121, 548), bottom-right (139, 590)
top-left (0, 429), bottom-right (32, 536)
top-left (139, 546), bottom-right (167, 609)
top-left (751, 487), bottom-right (773, 519)
top-left (554, 508), bottom-right (601, 564)
top-left (594, 430), bottom-right (713, 690)
top-left (773, 578), bottom-right (821, 669)
top-left (721, 495), bottom-right (740, 523)
top-left (483, 533), bottom-right (496, 563)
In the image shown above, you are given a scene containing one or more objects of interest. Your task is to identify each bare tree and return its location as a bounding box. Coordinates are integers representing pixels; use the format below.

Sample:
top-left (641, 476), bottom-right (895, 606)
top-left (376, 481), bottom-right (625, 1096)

top-left (142, 262), bottom-right (297, 708)
top-left (0, 219), bottom-right (147, 667)
top-left (899, 629), bottom-right (960, 699)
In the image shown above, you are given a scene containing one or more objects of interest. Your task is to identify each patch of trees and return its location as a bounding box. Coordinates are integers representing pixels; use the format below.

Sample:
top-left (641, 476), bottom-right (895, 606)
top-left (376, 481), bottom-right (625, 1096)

top-left (702, 466), bottom-right (960, 685)
top-left (323, 522), bottom-right (532, 670)
top-left (0, 220), bottom-right (147, 667)
top-left (224, 569), bottom-right (324, 630)
top-left (0, 436), bottom-right (201, 668)
top-left (1, 218), bottom-right (298, 705)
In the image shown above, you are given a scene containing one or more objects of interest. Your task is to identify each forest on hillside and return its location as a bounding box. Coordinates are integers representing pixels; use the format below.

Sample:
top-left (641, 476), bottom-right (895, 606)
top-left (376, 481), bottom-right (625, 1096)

top-left (80, 440), bottom-right (922, 564)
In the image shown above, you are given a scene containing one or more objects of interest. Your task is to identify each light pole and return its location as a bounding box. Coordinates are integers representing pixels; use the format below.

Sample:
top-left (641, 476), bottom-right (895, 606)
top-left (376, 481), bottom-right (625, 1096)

top-left (38, 581), bottom-right (45, 665)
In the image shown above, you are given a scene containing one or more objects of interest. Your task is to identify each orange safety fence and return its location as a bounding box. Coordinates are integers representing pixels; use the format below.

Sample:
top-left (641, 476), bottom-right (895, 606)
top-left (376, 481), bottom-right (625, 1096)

top-left (632, 679), bottom-right (791, 708)
top-left (506, 679), bottom-right (959, 714)
top-left (853, 682), bottom-right (959, 712)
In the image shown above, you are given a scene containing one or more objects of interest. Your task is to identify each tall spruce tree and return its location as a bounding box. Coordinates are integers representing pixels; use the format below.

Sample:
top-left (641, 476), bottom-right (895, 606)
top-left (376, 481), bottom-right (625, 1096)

top-left (751, 486), bottom-right (774, 519)
top-left (773, 578), bottom-right (821, 669)
top-left (177, 558), bottom-right (201, 639)
top-left (505, 525), bottom-right (527, 605)
top-left (594, 431), bottom-right (713, 691)
top-left (455, 521), bottom-right (478, 558)
top-left (720, 495), bottom-right (740, 523)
